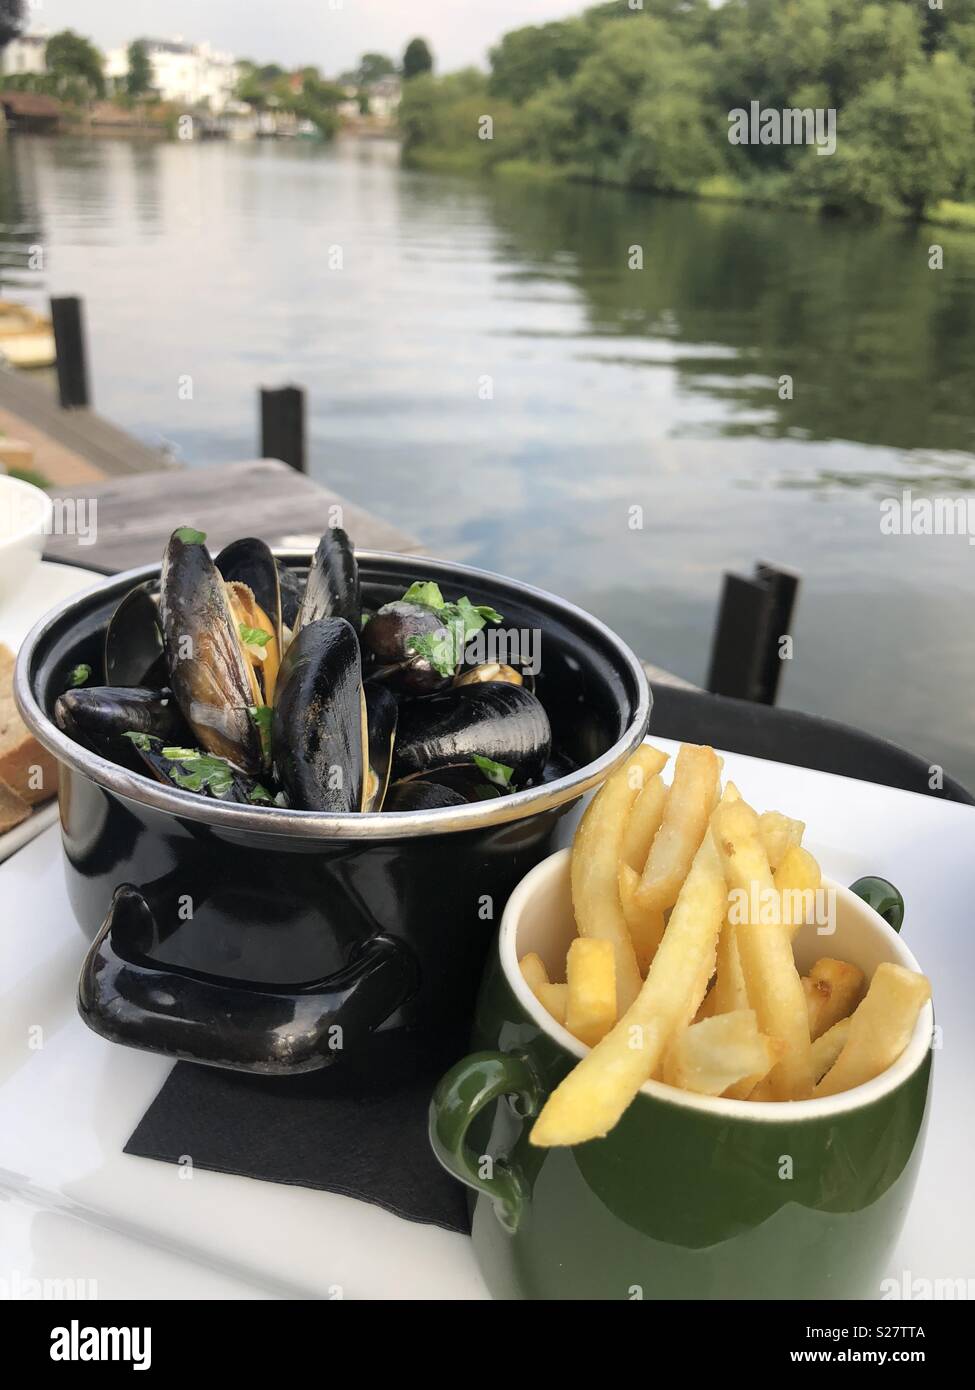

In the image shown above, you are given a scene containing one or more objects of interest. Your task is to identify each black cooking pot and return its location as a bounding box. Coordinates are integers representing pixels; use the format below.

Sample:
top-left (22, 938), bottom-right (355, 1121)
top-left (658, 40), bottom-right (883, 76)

top-left (15, 550), bottom-right (650, 1077)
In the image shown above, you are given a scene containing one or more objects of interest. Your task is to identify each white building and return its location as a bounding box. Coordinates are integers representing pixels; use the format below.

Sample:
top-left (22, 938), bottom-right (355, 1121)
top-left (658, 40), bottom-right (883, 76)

top-left (1, 30), bottom-right (50, 78)
top-left (105, 37), bottom-right (239, 112)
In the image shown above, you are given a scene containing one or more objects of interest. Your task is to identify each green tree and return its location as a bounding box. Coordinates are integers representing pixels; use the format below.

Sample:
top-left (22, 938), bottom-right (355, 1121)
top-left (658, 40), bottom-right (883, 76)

top-left (46, 29), bottom-right (105, 98)
top-left (800, 52), bottom-right (974, 216)
top-left (357, 53), bottom-right (396, 86)
top-left (489, 21), bottom-right (590, 103)
top-left (403, 37), bottom-right (433, 81)
top-left (0, 0), bottom-right (24, 51)
top-left (126, 40), bottom-right (152, 98)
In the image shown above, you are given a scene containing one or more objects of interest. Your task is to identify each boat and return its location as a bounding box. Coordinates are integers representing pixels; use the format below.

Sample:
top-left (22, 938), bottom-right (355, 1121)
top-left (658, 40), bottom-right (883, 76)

top-left (0, 300), bottom-right (56, 369)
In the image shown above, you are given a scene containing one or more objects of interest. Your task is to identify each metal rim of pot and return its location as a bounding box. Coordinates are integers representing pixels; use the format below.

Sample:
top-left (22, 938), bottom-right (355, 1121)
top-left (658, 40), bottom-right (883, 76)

top-left (15, 548), bottom-right (652, 841)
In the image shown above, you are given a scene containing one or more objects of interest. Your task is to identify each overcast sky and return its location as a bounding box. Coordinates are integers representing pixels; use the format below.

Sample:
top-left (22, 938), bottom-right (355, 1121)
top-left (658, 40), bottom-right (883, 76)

top-left (30, 1), bottom-right (586, 73)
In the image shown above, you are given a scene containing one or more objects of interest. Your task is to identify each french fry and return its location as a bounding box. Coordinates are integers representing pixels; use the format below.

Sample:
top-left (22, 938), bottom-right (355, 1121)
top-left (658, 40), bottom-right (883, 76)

top-left (815, 964), bottom-right (930, 1098)
top-left (810, 1016), bottom-right (852, 1083)
top-left (621, 774), bottom-right (668, 873)
top-left (804, 958), bottom-right (866, 1039)
top-left (565, 938), bottom-right (617, 1047)
top-left (571, 745), bottom-right (665, 1012)
top-left (712, 799), bottom-right (813, 1100)
top-left (619, 863), bottom-right (666, 975)
top-left (663, 1010), bottom-right (780, 1096)
top-left (531, 829), bottom-right (726, 1146)
top-left (710, 918), bottom-right (750, 1016)
top-left (536, 982), bottom-right (568, 1026)
top-left (636, 744), bottom-right (720, 913)
top-left (776, 844), bottom-right (822, 937)
top-left (760, 811), bottom-right (805, 871)
top-left (519, 952), bottom-right (549, 994)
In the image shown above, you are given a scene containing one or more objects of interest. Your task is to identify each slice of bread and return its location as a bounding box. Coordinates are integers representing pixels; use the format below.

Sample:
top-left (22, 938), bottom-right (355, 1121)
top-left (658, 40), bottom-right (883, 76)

top-left (0, 774), bottom-right (30, 834)
top-left (0, 642), bottom-right (58, 806)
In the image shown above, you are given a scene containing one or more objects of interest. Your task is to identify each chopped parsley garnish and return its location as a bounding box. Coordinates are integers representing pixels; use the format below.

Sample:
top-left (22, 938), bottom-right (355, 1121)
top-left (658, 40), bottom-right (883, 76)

top-left (174, 526), bottom-right (207, 545)
top-left (67, 663), bottom-right (91, 688)
top-left (402, 586), bottom-right (503, 677)
top-left (401, 581), bottom-right (445, 609)
top-left (239, 623), bottom-right (272, 648)
top-left (248, 704), bottom-right (273, 760)
top-left (158, 747), bottom-right (236, 798)
top-left (474, 754), bottom-right (515, 790)
top-left (122, 730), bottom-right (155, 751)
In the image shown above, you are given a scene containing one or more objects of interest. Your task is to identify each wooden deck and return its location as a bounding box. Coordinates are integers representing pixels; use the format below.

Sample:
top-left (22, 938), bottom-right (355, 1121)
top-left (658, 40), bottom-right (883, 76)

top-left (42, 458), bottom-right (424, 573)
top-left (0, 366), bottom-right (172, 478)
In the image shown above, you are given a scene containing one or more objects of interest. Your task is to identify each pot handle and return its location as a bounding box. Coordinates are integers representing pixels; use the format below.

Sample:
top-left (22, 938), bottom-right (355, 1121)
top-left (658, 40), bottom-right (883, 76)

top-left (429, 1050), bottom-right (543, 1234)
top-left (849, 876), bottom-right (905, 934)
top-left (78, 886), bottom-right (418, 1074)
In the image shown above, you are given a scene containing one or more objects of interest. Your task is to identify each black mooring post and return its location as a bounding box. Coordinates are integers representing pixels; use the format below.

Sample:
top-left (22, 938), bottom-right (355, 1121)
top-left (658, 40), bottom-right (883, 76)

top-left (50, 295), bottom-right (91, 409)
top-left (260, 385), bottom-right (306, 473)
top-left (754, 561), bottom-right (799, 705)
top-left (706, 563), bottom-right (800, 705)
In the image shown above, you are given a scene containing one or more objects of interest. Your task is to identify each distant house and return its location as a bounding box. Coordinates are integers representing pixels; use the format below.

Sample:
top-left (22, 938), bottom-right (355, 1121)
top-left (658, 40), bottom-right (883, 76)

top-left (0, 90), bottom-right (62, 132)
top-left (1, 31), bottom-right (49, 78)
top-left (105, 36), bottom-right (239, 112)
top-left (367, 76), bottom-right (401, 120)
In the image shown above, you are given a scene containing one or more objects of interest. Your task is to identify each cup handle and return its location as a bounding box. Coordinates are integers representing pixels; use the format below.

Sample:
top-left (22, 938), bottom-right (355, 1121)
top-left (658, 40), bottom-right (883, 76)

top-left (849, 876), bottom-right (905, 934)
top-left (429, 1050), bottom-right (544, 1234)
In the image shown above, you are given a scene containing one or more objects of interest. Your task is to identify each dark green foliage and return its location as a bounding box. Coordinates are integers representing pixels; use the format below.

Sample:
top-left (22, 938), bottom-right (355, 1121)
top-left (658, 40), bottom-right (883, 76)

top-left (401, 0), bottom-right (975, 218)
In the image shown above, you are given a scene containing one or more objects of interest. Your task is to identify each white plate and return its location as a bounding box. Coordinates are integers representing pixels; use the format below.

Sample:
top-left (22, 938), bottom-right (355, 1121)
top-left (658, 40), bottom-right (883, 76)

top-left (0, 560), bottom-right (107, 865)
top-left (0, 740), bottom-right (972, 1300)
top-left (0, 559), bottom-right (107, 652)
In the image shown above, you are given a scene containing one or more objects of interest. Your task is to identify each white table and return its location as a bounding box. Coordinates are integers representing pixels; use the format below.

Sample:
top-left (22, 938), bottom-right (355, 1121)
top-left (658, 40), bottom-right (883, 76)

top-left (1, 740), bottom-right (973, 1299)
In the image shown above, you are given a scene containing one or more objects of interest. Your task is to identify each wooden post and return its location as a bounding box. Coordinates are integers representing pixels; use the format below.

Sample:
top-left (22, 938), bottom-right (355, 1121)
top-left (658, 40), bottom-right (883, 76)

top-left (260, 385), bottom-right (306, 473)
top-left (50, 296), bottom-right (91, 409)
top-left (754, 562), bottom-right (799, 705)
top-left (706, 563), bottom-right (800, 705)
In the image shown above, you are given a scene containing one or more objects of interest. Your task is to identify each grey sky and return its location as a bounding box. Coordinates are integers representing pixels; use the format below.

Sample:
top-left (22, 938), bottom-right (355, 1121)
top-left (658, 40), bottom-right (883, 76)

top-left (30, 1), bottom-right (585, 74)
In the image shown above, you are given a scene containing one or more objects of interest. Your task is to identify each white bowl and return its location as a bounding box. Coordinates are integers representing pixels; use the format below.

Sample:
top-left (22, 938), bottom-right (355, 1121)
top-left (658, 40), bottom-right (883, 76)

top-left (0, 474), bottom-right (53, 608)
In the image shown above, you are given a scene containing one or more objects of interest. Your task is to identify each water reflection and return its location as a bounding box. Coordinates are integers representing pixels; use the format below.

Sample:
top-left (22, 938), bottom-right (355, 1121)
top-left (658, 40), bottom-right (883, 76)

top-left (0, 136), bottom-right (971, 786)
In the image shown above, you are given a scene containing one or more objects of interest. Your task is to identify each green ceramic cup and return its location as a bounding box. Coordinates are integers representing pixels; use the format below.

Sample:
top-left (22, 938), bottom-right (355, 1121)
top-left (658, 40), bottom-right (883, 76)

top-left (430, 849), bottom-right (933, 1300)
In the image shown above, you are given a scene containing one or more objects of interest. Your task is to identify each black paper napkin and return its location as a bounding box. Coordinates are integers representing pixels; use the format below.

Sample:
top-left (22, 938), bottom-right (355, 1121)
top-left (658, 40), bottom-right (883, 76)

top-left (124, 1031), bottom-right (470, 1234)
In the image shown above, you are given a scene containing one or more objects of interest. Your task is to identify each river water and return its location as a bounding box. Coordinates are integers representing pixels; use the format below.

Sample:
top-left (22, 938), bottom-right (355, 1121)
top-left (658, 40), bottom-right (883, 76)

top-left (2, 134), bottom-right (973, 788)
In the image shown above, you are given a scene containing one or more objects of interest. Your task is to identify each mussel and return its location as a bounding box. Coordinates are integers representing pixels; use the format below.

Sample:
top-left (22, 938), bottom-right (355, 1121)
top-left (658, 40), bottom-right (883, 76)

top-left (392, 683), bottom-right (551, 786)
top-left (454, 663), bottom-right (523, 688)
top-left (104, 584), bottom-right (166, 688)
top-left (364, 682), bottom-right (397, 812)
top-left (272, 617), bottom-right (366, 813)
top-left (55, 686), bottom-right (189, 773)
top-left (216, 537), bottom-right (283, 662)
top-left (296, 526), bottom-right (361, 632)
top-left (362, 600), bottom-right (453, 694)
top-left (383, 779), bottom-right (466, 812)
top-left (129, 734), bottom-right (276, 806)
top-left (159, 528), bottom-right (269, 774)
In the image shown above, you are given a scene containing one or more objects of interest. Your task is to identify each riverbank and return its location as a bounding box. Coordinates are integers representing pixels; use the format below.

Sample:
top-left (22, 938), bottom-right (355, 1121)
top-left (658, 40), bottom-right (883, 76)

top-left (403, 148), bottom-right (975, 235)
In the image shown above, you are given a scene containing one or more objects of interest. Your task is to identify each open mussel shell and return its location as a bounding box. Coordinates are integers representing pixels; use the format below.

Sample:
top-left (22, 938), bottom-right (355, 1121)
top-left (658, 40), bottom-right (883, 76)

top-left (216, 537), bottom-right (283, 648)
top-left (104, 583), bottom-right (166, 688)
top-left (391, 682), bottom-right (552, 786)
top-left (131, 736), bottom-right (275, 806)
top-left (454, 663), bottom-right (523, 688)
top-left (55, 687), bottom-right (190, 774)
top-left (159, 528), bottom-right (264, 774)
top-left (364, 682), bottom-right (397, 812)
top-left (272, 616), bottom-right (366, 813)
top-left (296, 526), bottom-right (361, 633)
top-left (382, 779), bottom-right (467, 812)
